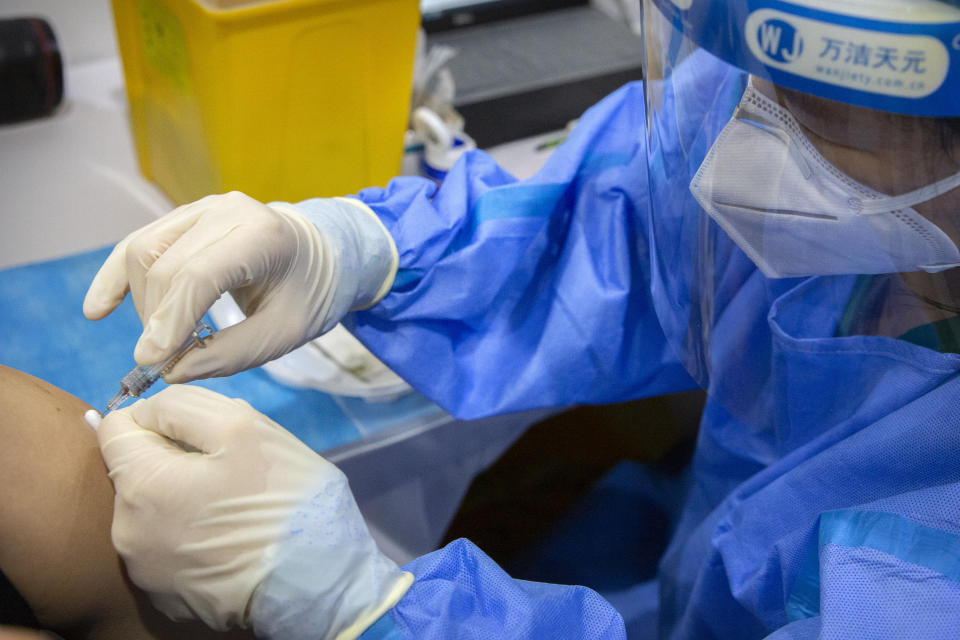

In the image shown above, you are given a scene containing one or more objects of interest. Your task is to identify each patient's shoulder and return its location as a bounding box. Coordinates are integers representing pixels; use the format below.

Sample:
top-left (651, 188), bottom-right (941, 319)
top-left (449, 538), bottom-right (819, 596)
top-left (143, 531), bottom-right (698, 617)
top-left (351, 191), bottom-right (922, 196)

top-left (0, 364), bottom-right (92, 436)
top-left (0, 365), bottom-right (115, 631)
top-left (0, 364), bottom-right (99, 514)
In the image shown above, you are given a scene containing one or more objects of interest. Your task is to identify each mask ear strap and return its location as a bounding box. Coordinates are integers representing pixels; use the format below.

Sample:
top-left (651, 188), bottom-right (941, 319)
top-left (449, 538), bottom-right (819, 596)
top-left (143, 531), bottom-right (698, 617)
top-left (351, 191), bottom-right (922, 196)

top-left (857, 170), bottom-right (960, 215)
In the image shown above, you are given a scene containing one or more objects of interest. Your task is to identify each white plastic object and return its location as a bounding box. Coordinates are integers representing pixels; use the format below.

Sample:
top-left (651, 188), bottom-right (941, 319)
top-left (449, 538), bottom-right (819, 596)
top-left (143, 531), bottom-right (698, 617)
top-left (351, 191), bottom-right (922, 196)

top-left (207, 292), bottom-right (412, 402)
top-left (412, 106), bottom-right (476, 179)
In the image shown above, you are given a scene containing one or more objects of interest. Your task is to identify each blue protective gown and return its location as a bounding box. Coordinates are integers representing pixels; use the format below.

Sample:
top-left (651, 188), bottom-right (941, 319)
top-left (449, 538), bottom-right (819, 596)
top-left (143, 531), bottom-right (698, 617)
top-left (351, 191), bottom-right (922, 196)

top-left (323, 51), bottom-right (960, 639)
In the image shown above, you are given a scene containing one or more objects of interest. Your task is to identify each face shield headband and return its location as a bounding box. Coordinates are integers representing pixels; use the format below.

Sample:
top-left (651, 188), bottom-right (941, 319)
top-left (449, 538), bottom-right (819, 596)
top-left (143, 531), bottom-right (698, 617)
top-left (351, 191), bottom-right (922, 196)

top-left (648, 0), bottom-right (960, 118)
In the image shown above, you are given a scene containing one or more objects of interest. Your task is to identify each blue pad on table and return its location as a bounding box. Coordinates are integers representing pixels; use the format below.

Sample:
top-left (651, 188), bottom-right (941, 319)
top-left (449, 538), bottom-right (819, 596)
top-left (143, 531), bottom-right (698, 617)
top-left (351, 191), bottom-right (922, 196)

top-left (0, 246), bottom-right (443, 452)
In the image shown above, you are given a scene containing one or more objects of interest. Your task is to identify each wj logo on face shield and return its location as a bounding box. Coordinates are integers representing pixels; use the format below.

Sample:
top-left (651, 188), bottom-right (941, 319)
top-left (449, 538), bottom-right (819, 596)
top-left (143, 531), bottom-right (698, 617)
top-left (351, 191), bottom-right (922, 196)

top-left (757, 19), bottom-right (803, 63)
top-left (745, 9), bottom-right (949, 99)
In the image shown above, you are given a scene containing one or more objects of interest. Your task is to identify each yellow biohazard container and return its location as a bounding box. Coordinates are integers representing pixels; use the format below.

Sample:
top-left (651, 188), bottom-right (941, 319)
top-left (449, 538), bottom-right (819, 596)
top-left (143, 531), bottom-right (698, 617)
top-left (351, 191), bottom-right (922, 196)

top-left (111, 0), bottom-right (420, 205)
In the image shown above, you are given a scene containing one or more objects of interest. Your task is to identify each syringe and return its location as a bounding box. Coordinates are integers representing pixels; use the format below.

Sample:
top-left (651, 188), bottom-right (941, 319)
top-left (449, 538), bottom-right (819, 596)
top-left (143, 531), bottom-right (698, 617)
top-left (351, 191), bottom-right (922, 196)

top-left (105, 322), bottom-right (215, 413)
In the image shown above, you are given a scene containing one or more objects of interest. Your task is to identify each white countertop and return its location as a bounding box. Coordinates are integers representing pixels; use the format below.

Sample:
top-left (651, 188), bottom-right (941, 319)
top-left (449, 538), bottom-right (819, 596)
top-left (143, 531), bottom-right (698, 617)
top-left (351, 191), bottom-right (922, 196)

top-left (0, 58), bottom-right (171, 270)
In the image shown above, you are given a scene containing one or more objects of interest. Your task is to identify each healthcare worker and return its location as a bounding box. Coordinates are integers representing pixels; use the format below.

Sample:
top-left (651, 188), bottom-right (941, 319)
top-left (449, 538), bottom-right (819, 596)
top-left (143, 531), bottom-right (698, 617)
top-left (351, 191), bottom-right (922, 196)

top-left (85, 0), bottom-right (960, 638)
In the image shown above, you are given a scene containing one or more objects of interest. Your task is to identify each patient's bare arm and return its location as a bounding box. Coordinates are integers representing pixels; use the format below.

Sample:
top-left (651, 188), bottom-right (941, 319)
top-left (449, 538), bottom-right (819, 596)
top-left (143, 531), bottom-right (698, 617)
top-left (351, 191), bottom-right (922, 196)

top-left (0, 365), bottom-right (255, 640)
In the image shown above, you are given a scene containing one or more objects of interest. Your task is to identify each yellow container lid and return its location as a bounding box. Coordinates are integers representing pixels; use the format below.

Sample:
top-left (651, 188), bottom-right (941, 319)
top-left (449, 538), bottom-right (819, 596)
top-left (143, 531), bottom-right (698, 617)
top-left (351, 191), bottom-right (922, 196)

top-left (113, 0), bottom-right (420, 204)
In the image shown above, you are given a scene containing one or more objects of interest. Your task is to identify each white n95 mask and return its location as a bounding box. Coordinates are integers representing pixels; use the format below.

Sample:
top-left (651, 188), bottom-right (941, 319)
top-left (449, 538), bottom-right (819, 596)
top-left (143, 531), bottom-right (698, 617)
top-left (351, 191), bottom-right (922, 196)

top-left (690, 81), bottom-right (960, 279)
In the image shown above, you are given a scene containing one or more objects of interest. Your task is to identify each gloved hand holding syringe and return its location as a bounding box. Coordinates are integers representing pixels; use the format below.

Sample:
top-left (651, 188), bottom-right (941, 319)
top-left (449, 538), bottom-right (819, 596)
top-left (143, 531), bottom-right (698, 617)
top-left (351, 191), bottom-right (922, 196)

top-left (81, 192), bottom-right (397, 390)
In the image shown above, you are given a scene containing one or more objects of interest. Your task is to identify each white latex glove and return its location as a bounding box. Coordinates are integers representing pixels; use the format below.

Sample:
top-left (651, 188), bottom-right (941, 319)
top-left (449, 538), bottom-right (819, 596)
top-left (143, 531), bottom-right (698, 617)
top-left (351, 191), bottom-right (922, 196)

top-left (83, 191), bottom-right (398, 382)
top-left (98, 385), bottom-right (413, 637)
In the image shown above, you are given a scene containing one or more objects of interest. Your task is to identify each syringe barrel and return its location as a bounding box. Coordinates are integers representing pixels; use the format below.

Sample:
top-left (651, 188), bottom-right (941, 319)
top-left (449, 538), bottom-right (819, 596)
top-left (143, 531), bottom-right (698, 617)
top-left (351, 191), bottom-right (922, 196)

top-left (119, 364), bottom-right (163, 397)
top-left (117, 322), bottom-right (213, 398)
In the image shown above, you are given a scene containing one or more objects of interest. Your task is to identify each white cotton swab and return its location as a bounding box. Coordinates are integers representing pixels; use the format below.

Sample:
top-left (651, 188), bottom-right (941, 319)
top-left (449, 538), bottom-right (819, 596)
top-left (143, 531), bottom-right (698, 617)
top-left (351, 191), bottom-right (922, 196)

top-left (84, 409), bottom-right (102, 430)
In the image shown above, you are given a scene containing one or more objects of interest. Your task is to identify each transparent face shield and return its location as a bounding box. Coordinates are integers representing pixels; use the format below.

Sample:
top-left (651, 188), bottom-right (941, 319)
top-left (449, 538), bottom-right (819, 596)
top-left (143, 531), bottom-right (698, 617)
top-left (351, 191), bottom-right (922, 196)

top-left (640, 0), bottom-right (960, 424)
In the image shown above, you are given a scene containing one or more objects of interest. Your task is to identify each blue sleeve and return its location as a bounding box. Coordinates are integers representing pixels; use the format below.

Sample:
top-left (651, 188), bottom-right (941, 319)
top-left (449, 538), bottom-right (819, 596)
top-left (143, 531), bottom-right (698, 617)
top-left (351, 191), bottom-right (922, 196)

top-left (345, 82), bottom-right (696, 419)
top-left (359, 539), bottom-right (626, 640)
